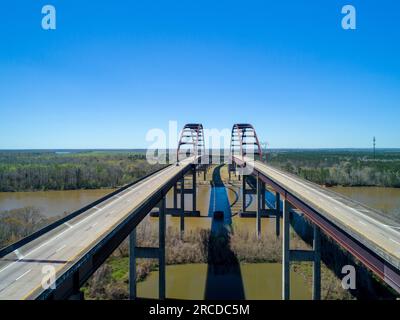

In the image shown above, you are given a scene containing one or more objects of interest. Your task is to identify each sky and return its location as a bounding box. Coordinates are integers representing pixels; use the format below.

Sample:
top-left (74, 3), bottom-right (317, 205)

top-left (0, 0), bottom-right (399, 149)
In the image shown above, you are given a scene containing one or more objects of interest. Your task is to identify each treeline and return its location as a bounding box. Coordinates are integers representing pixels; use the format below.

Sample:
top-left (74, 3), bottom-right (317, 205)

top-left (266, 150), bottom-right (400, 187)
top-left (0, 207), bottom-right (54, 248)
top-left (0, 151), bottom-right (164, 192)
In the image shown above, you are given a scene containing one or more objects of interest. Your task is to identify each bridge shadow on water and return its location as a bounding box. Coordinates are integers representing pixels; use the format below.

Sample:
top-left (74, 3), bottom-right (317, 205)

top-left (204, 165), bottom-right (245, 300)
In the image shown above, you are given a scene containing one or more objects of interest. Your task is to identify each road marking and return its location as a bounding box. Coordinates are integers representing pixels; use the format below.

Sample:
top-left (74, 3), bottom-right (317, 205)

top-left (65, 222), bottom-right (73, 229)
top-left (16, 269), bottom-right (32, 281)
top-left (389, 238), bottom-right (400, 246)
top-left (93, 206), bottom-right (100, 210)
top-left (358, 220), bottom-right (367, 226)
top-left (55, 245), bottom-right (67, 253)
top-left (14, 250), bottom-right (24, 260)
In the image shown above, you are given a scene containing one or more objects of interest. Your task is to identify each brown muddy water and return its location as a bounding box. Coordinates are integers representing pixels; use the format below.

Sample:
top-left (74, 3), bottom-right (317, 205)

top-left (0, 189), bottom-right (115, 217)
top-left (137, 263), bottom-right (311, 300)
top-left (330, 186), bottom-right (400, 221)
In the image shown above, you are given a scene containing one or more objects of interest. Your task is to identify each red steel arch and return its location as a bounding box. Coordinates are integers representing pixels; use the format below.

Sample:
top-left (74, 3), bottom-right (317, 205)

top-left (230, 123), bottom-right (262, 162)
top-left (177, 123), bottom-right (206, 162)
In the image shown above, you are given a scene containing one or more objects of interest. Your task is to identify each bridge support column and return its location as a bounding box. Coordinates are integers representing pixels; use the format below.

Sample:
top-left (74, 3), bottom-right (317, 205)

top-left (173, 184), bottom-right (178, 209)
top-left (159, 196), bottom-right (166, 300)
top-left (129, 197), bottom-right (167, 300)
top-left (129, 229), bottom-right (137, 300)
top-left (312, 225), bottom-right (321, 300)
top-left (275, 192), bottom-right (281, 237)
top-left (69, 272), bottom-right (84, 300)
top-left (261, 182), bottom-right (266, 211)
top-left (256, 177), bottom-right (262, 239)
top-left (192, 167), bottom-right (196, 212)
top-left (281, 200), bottom-right (322, 300)
top-left (180, 177), bottom-right (185, 237)
top-left (282, 198), bottom-right (291, 300)
top-left (242, 175), bottom-right (246, 213)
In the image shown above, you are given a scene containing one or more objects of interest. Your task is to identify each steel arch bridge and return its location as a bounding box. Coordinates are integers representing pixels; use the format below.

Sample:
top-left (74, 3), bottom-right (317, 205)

top-left (176, 123), bottom-right (206, 163)
top-left (229, 123), bottom-right (263, 162)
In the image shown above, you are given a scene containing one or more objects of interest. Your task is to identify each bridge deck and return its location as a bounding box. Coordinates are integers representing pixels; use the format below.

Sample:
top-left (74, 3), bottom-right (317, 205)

top-left (250, 159), bottom-right (400, 271)
top-left (0, 157), bottom-right (195, 300)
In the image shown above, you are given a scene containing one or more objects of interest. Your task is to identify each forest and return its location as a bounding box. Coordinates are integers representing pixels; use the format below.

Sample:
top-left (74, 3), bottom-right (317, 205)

top-left (266, 149), bottom-right (400, 187)
top-left (0, 149), bottom-right (400, 192)
top-left (0, 150), bottom-right (164, 192)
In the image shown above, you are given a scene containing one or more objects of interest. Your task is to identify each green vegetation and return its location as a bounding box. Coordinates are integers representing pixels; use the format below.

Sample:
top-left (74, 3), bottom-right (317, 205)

top-left (0, 150), bottom-right (164, 192)
top-left (266, 149), bottom-right (400, 187)
top-left (0, 207), bottom-right (55, 248)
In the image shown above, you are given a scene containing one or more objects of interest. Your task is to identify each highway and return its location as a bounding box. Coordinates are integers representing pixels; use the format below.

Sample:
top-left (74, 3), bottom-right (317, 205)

top-left (0, 157), bottom-right (196, 300)
top-left (247, 158), bottom-right (400, 270)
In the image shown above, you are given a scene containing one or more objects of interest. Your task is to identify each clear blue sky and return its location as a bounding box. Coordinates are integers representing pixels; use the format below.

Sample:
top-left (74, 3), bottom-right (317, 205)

top-left (0, 0), bottom-right (399, 149)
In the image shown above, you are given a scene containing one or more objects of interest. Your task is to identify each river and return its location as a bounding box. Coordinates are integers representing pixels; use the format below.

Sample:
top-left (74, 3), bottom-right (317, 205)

top-left (137, 263), bottom-right (311, 300)
top-left (330, 186), bottom-right (400, 221)
top-left (0, 189), bottom-right (115, 217)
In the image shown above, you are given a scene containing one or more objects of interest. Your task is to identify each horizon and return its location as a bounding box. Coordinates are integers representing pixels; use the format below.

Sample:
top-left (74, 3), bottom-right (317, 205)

top-left (1, 147), bottom-right (399, 152)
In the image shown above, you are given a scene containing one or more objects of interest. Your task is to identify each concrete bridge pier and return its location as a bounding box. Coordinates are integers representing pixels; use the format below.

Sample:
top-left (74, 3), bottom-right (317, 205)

top-left (275, 192), bottom-right (281, 237)
top-left (256, 177), bottom-right (262, 239)
top-left (68, 272), bottom-right (84, 300)
top-left (129, 197), bottom-right (167, 300)
top-left (282, 198), bottom-right (291, 300)
top-left (282, 198), bottom-right (321, 300)
top-left (129, 228), bottom-right (137, 300)
top-left (173, 183), bottom-right (178, 210)
top-left (242, 175), bottom-right (246, 214)
top-left (192, 166), bottom-right (197, 212)
top-left (180, 177), bottom-right (185, 237)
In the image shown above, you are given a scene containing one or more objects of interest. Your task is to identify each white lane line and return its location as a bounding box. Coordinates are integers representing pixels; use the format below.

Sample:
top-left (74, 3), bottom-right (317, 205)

top-left (358, 220), bottom-right (367, 226)
top-left (55, 245), bottom-right (67, 253)
top-left (14, 250), bottom-right (24, 260)
top-left (16, 269), bottom-right (32, 281)
top-left (65, 222), bottom-right (73, 229)
top-left (389, 238), bottom-right (400, 246)
top-left (93, 206), bottom-right (100, 210)
top-left (0, 162), bottom-right (187, 276)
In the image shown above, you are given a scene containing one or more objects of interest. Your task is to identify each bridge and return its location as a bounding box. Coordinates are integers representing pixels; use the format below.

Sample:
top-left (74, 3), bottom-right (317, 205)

top-left (0, 123), bottom-right (399, 300)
